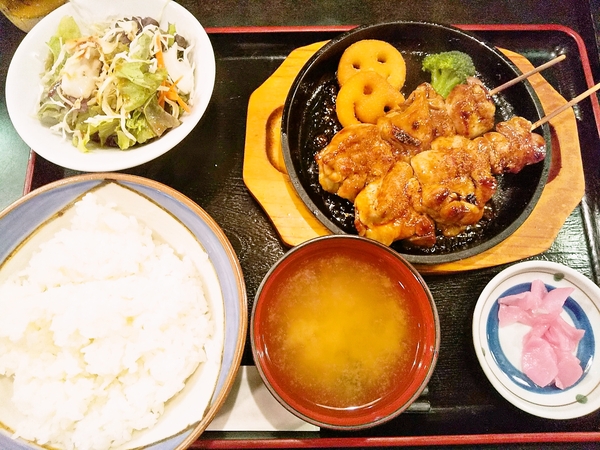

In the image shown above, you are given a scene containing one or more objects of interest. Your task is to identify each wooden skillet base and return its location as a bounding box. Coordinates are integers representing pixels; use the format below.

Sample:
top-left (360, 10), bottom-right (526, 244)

top-left (242, 42), bottom-right (585, 273)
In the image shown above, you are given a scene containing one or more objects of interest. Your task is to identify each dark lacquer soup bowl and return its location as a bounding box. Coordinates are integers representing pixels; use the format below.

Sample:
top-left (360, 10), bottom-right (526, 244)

top-left (281, 21), bottom-right (552, 264)
top-left (251, 235), bottom-right (440, 429)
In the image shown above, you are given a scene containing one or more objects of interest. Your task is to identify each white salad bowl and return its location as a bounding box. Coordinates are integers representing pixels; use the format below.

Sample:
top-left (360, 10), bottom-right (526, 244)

top-left (0, 173), bottom-right (247, 449)
top-left (473, 260), bottom-right (600, 419)
top-left (5, 0), bottom-right (215, 172)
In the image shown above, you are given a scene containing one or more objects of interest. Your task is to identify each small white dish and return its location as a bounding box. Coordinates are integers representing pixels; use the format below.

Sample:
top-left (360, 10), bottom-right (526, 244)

top-left (473, 260), bottom-right (600, 419)
top-left (5, 0), bottom-right (215, 172)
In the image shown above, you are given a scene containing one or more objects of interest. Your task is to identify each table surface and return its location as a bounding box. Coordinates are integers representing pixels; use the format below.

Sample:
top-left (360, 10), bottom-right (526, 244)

top-left (2, 1), bottom-right (600, 449)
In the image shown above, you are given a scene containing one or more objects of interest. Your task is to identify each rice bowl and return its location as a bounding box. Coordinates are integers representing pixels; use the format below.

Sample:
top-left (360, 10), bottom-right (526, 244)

top-left (0, 176), bottom-right (247, 450)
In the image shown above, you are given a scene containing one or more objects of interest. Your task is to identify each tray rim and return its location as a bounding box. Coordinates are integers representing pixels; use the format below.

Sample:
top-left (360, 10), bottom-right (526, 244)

top-left (20, 23), bottom-right (600, 447)
top-left (193, 431), bottom-right (600, 447)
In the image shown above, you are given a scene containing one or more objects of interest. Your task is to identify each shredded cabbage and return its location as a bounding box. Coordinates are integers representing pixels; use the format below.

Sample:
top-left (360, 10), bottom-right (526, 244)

top-left (37, 16), bottom-right (195, 152)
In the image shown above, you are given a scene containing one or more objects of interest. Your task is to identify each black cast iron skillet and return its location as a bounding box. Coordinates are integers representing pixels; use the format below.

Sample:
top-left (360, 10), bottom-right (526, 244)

top-left (280, 21), bottom-right (552, 265)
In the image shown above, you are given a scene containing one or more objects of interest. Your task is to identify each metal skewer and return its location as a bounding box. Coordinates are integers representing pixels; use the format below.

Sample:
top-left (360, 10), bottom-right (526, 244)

top-left (489, 54), bottom-right (566, 96)
top-left (531, 81), bottom-right (600, 130)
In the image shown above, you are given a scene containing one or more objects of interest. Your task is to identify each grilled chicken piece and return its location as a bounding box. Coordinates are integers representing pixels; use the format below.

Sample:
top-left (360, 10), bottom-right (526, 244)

top-left (316, 77), bottom-right (546, 247)
top-left (377, 83), bottom-right (455, 161)
top-left (409, 119), bottom-right (545, 238)
top-left (354, 161), bottom-right (436, 247)
top-left (315, 123), bottom-right (395, 202)
top-left (445, 77), bottom-right (496, 139)
top-left (410, 135), bottom-right (498, 237)
top-left (481, 116), bottom-right (546, 174)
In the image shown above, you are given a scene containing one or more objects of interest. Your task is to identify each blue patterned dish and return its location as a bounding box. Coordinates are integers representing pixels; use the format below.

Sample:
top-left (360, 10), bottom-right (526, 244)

top-left (473, 261), bottom-right (600, 419)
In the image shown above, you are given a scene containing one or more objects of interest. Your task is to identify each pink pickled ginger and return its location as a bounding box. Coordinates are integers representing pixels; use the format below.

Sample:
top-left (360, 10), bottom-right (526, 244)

top-left (498, 280), bottom-right (584, 389)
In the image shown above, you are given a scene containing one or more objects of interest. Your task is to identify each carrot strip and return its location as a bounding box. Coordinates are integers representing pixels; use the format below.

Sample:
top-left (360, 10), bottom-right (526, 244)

top-left (154, 39), bottom-right (190, 113)
top-left (176, 96), bottom-right (191, 113)
top-left (155, 33), bottom-right (169, 107)
top-left (154, 33), bottom-right (165, 68)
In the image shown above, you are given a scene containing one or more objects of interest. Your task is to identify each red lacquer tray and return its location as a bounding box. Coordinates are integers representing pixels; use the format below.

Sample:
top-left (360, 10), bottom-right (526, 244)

top-left (25, 24), bottom-right (600, 448)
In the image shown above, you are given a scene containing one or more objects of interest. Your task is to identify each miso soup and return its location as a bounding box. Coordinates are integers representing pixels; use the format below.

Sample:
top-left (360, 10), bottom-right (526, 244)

top-left (261, 250), bottom-right (421, 410)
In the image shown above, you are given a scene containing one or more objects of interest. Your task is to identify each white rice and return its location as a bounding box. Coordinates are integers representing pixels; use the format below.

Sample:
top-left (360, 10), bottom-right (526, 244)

top-left (0, 192), bottom-right (213, 450)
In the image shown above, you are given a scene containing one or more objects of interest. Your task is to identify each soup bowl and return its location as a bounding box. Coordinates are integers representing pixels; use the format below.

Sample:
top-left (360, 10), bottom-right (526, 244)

top-left (251, 235), bottom-right (440, 429)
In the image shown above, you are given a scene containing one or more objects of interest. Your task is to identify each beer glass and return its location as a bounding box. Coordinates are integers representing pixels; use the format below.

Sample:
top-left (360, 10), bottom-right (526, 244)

top-left (0, 0), bottom-right (66, 32)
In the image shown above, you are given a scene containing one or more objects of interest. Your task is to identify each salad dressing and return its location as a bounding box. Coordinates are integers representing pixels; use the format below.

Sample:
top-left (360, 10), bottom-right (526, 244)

top-left (60, 45), bottom-right (101, 99)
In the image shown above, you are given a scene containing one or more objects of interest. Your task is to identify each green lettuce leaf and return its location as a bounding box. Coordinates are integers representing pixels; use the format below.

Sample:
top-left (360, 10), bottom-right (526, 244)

top-left (46, 16), bottom-right (81, 68)
top-left (73, 127), bottom-right (90, 153)
top-left (126, 109), bottom-right (157, 144)
top-left (117, 79), bottom-right (154, 112)
top-left (143, 96), bottom-right (180, 137)
top-left (95, 119), bottom-right (120, 146)
top-left (115, 61), bottom-right (167, 112)
top-left (129, 32), bottom-right (153, 60)
top-left (72, 111), bottom-right (120, 151)
top-left (115, 61), bottom-right (167, 90)
top-left (166, 23), bottom-right (176, 46)
top-left (37, 99), bottom-right (66, 126)
top-left (116, 130), bottom-right (136, 150)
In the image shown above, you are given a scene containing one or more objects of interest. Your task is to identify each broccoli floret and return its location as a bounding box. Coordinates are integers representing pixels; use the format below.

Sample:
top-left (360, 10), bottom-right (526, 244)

top-left (422, 51), bottom-right (476, 98)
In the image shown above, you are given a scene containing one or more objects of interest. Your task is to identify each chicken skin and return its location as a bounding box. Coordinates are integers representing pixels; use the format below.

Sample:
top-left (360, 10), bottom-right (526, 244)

top-left (354, 161), bottom-right (436, 247)
top-left (445, 77), bottom-right (496, 139)
top-left (377, 83), bottom-right (455, 161)
top-left (410, 135), bottom-right (498, 237)
top-left (409, 117), bottom-right (546, 237)
top-left (483, 116), bottom-right (547, 174)
top-left (376, 79), bottom-right (497, 160)
top-left (315, 123), bottom-right (395, 202)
